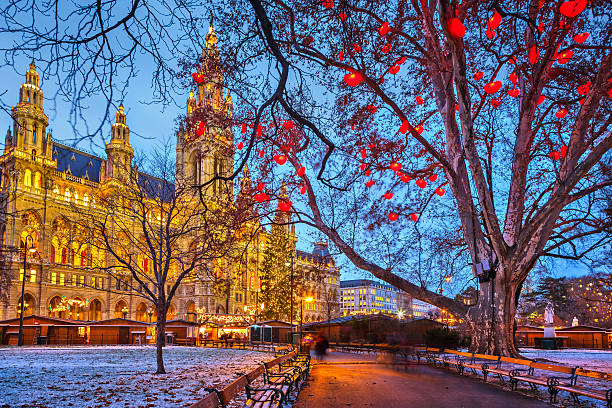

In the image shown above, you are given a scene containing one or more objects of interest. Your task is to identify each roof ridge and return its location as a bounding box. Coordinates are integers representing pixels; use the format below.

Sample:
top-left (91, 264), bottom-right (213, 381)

top-left (53, 141), bottom-right (104, 161)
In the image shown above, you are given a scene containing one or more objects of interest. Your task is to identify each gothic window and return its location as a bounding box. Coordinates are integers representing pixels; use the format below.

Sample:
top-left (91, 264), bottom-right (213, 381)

top-left (23, 169), bottom-right (31, 187)
top-left (32, 124), bottom-right (37, 144)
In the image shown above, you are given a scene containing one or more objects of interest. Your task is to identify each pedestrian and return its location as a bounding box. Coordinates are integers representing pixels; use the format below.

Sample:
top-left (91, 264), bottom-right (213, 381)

top-left (315, 334), bottom-right (329, 361)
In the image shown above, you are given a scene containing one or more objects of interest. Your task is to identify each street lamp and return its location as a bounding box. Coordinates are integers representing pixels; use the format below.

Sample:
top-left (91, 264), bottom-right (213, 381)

top-left (300, 296), bottom-right (313, 350)
top-left (18, 234), bottom-right (37, 347)
top-left (147, 306), bottom-right (154, 323)
top-left (121, 306), bottom-right (129, 319)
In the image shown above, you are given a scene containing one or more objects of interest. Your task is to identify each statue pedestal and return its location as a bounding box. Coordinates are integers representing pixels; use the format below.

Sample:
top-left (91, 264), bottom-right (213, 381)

top-left (544, 327), bottom-right (556, 338)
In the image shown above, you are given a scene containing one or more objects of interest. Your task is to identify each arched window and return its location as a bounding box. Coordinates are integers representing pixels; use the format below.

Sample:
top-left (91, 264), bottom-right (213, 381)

top-left (23, 169), bottom-right (32, 187)
top-left (88, 299), bottom-right (102, 321)
top-left (166, 304), bottom-right (176, 321)
top-left (114, 300), bottom-right (128, 319)
top-left (136, 302), bottom-right (147, 322)
top-left (82, 194), bottom-right (89, 206)
top-left (49, 296), bottom-right (65, 319)
top-left (33, 172), bottom-right (41, 189)
top-left (64, 189), bottom-right (71, 202)
top-left (32, 124), bottom-right (37, 144)
top-left (17, 293), bottom-right (35, 317)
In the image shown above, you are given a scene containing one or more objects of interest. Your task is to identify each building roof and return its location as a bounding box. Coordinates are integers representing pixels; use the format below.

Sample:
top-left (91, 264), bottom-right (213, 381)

top-left (137, 171), bottom-right (175, 202)
top-left (53, 142), bottom-right (103, 182)
top-left (340, 279), bottom-right (397, 291)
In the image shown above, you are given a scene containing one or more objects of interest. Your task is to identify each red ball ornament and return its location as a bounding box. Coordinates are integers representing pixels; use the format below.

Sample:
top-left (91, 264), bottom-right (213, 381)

top-left (350, 124), bottom-right (356, 131)
top-left (366, 180), bottom-right (375, 188)
top-left (241, 123), bottom-right (247, 134)
top-left (556, 50), bottom-right (573, 64)
top-left (339, 12), bottom-right (347, 22)
top-left (484, 81), bottom-right (502, 94)
top-left (338, 51), bottom-right (344, 61)
top-left (389, 65), bottom-right (400, 75)
top-left (192, 72), bottom-right (204, 84)
top-left (574, 32), bottom-right (589, 43)
top-left (400, 175), bottom-right (411, 183)
top-left (486, 27), bottom-right (496, 39)
top-left (353, 43), bottom-right (361, 53)
top-left (428, 174), bottom-right (437, 182)
top-left (577, 82), bottom-right (590, 96)
top-left (259, 150), bottom-right (265, 158)
top-left (257, 182), bottom-right (265, 191)
top-left (448, 17), bottom-right (465, 38)
top-left (560, 145), bottom-right (567, 158)
top-left (257, 125), bottom-right (263, 137)
top-left (508, 88), bottom-right (520, 98)
top-left (490, 99), bottom-right (501, 108)
top-left (384, 191), bottom-right (393, 200)
top-left (473, 71), bottom-right (484, 81)
top-left (236, 142), bottom-right (244, 150)
top-left (366, 104), bottom-right (377, 113)
top-left (273, 154), bottom-right (288, 165)
top-left (529, 46), bottom-right (539, 65)
top-left (390, 162), bottom-right (402, 171)
top-left (381, 44), bottom-right (391, 54)
top-left (344, 72), bottom-right (362, 87)
top-left (560, 0), bottom-right (587, 18)
top-left (379, 22), bottom-right (390, 36)
top-left (400, 121), bottom-right (409, 134)
top-left (549, 151), bottom-right (561, 161)
top-left (488, 11), bottom-right (502, 30)
top-left (555, 108), bottom-right (568, 119)
top-left (410, 213), bottom-right (419, 222)
top-left (388, 212), bottom-right (399, 221)
top-left (537, 95), bottom-right (546, 105)
top-left (283, 120), bottom-right (294, 130)
top-left (360, 149), bottom-right (367, 159)
top-left (365, 169), bottom-right (371, 176)
top-left (297, 166), bottom-right (306, 177)
top-left (416, 96), bottom-right (424, 105)
top-left (322, 0), bottom-right (334, 9)
top-left (509, 72), bottom-right (518, 84)
top-left (435, 187), bottom-right (445, 196)
top-left (278, 200), bottom-right (292, 212)
top-left (196, 121), bottom-right (206, 137)
top-left (300, 184), bottom-right (307, 195)
top-left (254, 192), bottom-right (269, 203)
top-left (414, 125), bottom-right (424, 135)
top-left (416, 179), bottom-right (427, 189)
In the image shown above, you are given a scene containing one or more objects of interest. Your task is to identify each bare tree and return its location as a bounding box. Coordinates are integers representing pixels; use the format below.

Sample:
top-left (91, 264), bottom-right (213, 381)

top-left (77, 144), bottom-right (242, 374)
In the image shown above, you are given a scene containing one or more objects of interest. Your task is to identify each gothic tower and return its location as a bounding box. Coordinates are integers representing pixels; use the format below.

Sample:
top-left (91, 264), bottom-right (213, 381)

top-left (176, 20), bottom-right (234, 201)
top-left (9, 61), bottom-right (52, 158)
top-left (104, 104), bottom-right (134, 182)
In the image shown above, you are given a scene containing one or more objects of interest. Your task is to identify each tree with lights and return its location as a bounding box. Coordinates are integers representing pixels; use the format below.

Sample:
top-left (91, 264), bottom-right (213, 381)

top-left (259, 216), bottom-right (297, 322)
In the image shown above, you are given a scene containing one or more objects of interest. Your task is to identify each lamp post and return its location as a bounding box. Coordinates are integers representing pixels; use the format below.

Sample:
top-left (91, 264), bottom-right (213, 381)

top-left (285, 255), bottom-right (295, 345)
top-left (147, 306), bottom-right (154, 323)
top-left (18, 234), bottom-right (36, 347)
top-left (121, 306), bottom-right (129, 319)
top-left (300, 296), bottom-right (313, 351)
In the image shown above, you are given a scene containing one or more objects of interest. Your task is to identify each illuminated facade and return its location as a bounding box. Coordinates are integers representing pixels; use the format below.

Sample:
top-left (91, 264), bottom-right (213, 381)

top-left (0, 23), bottom-right (339, 323)
top-left (340, 279), bottom-right (412, 317)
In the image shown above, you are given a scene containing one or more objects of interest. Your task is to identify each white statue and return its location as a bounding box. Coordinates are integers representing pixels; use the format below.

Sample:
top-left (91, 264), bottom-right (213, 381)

top-left (543, 303), bottom-right (556, 338)
top-left (572, 316), bottom-right (578, 327)
top-left (544, 303), bottom-right (554, 326)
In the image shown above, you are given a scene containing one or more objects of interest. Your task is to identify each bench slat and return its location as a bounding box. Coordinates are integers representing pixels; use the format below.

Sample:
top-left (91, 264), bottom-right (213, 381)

top-left (575, 368), bottom-right (612, 381)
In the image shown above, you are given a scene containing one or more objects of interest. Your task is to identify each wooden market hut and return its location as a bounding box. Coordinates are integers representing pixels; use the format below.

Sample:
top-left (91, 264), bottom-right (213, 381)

top-left (87, 318), bottom-right (151, 345)
top-left (514, 325), bottom-right (544, 347)
top-left (0, 315), bottom-right (82, 345)
top-left (250, 320), bottom-right (294, 343)
top-left (165, 319), bottom-right (198, 345)
top-left (556, 325), bottom-right (611, 349)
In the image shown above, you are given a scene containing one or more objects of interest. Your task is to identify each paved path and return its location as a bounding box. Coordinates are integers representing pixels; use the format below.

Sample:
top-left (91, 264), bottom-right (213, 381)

top-left (294, 352), bottom-right (550, 408)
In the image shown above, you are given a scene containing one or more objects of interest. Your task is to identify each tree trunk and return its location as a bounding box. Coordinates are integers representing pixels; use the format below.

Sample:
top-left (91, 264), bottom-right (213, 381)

top-left (467, 269), bottom-right (520, 357)
top-left (155, 305), bottom-right (167, 374)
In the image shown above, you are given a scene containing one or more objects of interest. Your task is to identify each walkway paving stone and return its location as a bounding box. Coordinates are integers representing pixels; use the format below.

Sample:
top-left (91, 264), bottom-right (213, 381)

top-left (294, 352), bottom-right (550, 408)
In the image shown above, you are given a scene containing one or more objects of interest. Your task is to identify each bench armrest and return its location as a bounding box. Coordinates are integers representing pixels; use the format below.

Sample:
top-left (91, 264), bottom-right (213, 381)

top-left (509, 368), bottom-right (530, 377)
top-left (202, 388), bottom-right (227, 408)
top-left (245, 384), bottom-right (284, 402)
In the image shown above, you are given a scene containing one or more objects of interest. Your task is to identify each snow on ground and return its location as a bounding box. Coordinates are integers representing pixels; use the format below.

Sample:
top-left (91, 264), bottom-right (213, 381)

top-left (0, 346), bottom-right (270, 408)
top-left (520, 348), bottom-right (612, 372)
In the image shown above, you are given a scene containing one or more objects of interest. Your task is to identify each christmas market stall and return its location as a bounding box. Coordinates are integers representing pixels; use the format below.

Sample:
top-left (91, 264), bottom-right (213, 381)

top-left (249, 320), bottom-right (294, 343)
top-left (87, 318), bottom-right (151, 345)
top-left (0, 315), bottom-right (81, 345)
top-left (196, 312), bottom-right (253, 343)
top-left (165, 318), bottom-right (198, 345)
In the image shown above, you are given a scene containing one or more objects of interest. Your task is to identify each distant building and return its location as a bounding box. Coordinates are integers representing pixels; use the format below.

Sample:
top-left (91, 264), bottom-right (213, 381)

top-left (412, 299), bottom-right (438, 318)
top-left (340, 279), bottom-right (407, 316)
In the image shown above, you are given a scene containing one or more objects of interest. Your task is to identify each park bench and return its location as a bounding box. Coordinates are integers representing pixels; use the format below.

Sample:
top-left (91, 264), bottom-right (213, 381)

top-left (549, 367), bottom-right (612, 407)
top-left (461, 353), bottom-right (500, 376)
top-left (480, 356), bottom-right (531, 383)
top-left (433, 349), bottom-right (471, 372)
top-left (509, 362), bottom-right (576, 402)
top-left (279, 353), bottom-right (311, 381)
top-left (423, 348), bottom-right (441, 365)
